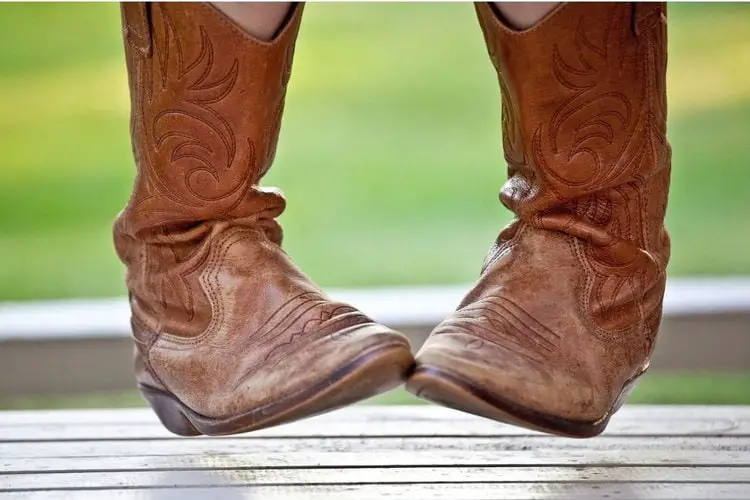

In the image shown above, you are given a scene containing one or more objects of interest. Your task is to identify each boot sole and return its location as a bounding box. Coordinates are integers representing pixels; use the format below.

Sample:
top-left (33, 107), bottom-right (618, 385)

top-left (140, 341), bottom-right (414, 436)
top-left (405, 364), bottom-right (646, 438)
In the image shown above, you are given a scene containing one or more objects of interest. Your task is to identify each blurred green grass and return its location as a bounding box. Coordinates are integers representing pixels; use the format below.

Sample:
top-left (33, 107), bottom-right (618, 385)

top-left (1, 3), bottom-right (749, 300)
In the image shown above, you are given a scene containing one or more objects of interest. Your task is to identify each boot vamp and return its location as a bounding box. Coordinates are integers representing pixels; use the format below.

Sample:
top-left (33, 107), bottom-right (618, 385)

top-left (136, 226), bottom-right (407, 419)
top-left (419, 225), bottom-right (657, 422)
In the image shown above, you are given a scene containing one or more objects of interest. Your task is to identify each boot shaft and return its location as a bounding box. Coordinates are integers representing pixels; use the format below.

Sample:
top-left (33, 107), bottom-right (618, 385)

top-left (119, 2), bottom-right (303, 237)
top-left (476, 2), bottom-right (670, 258)
top-left (115, 3), bottom-right (303, 336)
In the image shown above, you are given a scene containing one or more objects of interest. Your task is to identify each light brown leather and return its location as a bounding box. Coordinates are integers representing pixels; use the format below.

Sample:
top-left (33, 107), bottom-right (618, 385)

top-left (409, 2), bottom-right (670, 436)
top-left (115, 2), bottom-right (412, 435)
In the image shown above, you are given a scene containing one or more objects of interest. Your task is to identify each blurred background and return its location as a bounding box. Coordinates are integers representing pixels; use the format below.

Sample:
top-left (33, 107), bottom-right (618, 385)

top-left (0, 3), bottom-right (748, 409)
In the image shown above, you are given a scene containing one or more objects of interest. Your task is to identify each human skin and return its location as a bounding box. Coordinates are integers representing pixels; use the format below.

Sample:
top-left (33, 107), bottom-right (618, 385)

top-left (212, 2), bottom-right (292, 40)
top-left (494, 2), bottom-right (560, 29)
top-left (211, 2), bottom-right (560, 39)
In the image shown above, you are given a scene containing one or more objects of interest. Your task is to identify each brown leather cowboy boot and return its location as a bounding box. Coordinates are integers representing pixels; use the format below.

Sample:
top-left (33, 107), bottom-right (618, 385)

top-left (115, 2), bottom-right (413, 436)
top-left (407, 2), bottom-right (670, 437)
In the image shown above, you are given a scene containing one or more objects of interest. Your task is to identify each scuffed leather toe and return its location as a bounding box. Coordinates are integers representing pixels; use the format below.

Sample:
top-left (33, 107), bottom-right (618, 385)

top-left (413, 331), bottom-right (603, 425)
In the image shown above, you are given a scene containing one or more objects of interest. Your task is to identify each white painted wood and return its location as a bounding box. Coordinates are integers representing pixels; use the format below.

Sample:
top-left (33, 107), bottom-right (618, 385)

top-left (2, 277), bottom-right (749, 341)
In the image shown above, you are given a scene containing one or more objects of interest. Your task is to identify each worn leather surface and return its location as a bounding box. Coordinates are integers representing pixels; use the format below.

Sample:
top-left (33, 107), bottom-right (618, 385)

top-left (416, 2), bottom-right (671, 422)
top-left (115, 2), bottom-right (410, 419)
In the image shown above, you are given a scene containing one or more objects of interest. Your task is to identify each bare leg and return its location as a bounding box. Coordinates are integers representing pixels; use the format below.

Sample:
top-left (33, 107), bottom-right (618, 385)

top-left (212, 2), bottom-right (292, 40)
top-left (493, 2), bottom-right (559, 29)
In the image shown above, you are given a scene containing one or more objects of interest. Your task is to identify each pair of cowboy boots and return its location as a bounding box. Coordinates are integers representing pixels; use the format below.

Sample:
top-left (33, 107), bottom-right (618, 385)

top-left (116, 2), bottom-right (670, 438)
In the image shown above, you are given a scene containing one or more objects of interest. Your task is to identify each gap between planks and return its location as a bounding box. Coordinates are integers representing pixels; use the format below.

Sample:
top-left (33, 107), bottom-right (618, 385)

top-left (4, 450), bottom-right (750, 473)
top-left (2, 482), bottom-right (750, 500)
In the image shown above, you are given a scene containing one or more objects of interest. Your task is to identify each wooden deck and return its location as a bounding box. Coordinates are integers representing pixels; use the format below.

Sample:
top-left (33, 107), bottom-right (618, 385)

top-left (1, 406), bottom-right (749, 499)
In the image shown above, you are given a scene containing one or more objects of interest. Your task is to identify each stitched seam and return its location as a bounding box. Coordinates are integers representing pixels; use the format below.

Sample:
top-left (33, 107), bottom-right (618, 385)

top-left (132, 315), bottom-right (171, 391)
top-left (159, 227), bottom-right (238, 346)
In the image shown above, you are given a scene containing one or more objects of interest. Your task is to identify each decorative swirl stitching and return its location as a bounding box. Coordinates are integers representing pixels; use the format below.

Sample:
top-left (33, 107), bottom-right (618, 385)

top-left (432, 322), bottom-right (547, 366)
top-left (523, 5), bottom-right (666, 337)
top-left (437, 295), bottom-right (561, 365)
top-left (136, 5), bottom-right (252, 217)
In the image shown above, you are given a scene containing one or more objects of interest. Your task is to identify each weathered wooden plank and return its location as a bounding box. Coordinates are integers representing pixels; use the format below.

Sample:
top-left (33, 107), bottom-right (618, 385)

top-left (3, 467), bottom-right (750, 490)
top-left (4, 449), bottom-right (750, 474)
top-left (3, 405), bottom-right (750, 425)
top-left (2, 406), bottom-right (750, 441)
top-left (3, 418), bottom-right (748, 440)
top-left (3, 415), bottom-right (750, 440)
top-left (5, 278), bottom-right (747, 341)
top-left (2, 483), bottom-right (750, 499)
top-left (2, 436), bottom-right (748, 460)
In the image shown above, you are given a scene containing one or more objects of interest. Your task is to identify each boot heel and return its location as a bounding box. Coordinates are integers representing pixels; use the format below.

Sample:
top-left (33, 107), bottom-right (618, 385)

top-left (613, 368), bottom-right (647, 414)
top-left (139, 385), bottom-right (202, 437)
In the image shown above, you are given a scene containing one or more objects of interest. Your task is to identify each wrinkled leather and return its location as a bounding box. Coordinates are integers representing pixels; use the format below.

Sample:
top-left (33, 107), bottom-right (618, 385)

top-left (115, 2), bottom-right (410, 420)
top-left (416, 2), bottom-right (671, 422)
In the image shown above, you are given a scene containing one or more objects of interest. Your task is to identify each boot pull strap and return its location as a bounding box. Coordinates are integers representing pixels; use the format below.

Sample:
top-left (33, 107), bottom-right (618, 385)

top-left (633, 2), bottom-right (666, 38)
top-left (122, 2), bottom-right (152, 57)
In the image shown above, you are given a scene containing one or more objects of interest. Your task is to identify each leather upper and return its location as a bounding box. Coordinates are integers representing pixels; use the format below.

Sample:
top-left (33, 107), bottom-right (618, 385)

top-left (115, 3), bottom-right (409, 419)
top-left (417, 2), bottom-right (671, 422)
